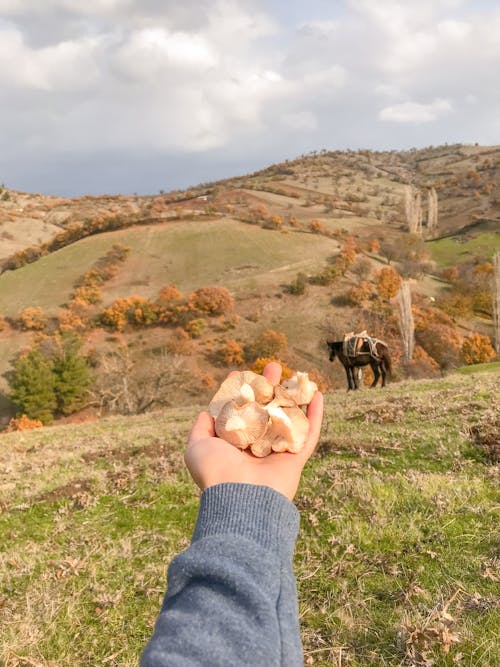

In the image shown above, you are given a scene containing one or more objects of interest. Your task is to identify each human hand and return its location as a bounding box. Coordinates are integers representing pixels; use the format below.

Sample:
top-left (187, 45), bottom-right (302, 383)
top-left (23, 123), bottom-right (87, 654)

top-left (184, 362), bottom-right (324, 501)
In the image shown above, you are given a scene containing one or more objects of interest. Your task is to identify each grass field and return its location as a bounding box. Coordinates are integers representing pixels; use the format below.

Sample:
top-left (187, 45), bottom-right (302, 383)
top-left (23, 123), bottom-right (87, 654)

top-left (1, 367), bottom-right (498, 666)
top-left (0, 218), bottom-right (340, 317)
top-left (427, 233), bottom-right (500, 267)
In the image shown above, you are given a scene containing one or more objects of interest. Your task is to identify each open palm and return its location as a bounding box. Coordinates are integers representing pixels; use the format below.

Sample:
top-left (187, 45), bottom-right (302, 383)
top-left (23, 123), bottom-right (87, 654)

top-left (184, 362), bottom-right (324, 501)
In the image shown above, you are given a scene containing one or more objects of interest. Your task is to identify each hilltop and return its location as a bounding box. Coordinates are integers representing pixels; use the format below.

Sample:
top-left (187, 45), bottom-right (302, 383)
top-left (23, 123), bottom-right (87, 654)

top-left (0, 143), bottom-right (499, 425)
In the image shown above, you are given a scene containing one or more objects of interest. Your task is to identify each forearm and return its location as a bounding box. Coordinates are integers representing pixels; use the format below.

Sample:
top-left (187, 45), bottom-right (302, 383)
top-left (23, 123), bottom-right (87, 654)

top-left (140, 483), bottom-right (303, 667)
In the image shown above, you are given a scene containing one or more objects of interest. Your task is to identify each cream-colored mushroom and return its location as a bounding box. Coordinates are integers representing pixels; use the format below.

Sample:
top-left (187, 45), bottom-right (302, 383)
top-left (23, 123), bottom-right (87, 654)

top-left (208, 371), bottom-right (274, 418)
top-left (264, 404), bottom-right (310, 453)
top-left (281, 372), bottom-right (318, 406)
top-left (215, 400), bottom-right (269, 449)
top-left (208, 369), bottom-right (313, 457)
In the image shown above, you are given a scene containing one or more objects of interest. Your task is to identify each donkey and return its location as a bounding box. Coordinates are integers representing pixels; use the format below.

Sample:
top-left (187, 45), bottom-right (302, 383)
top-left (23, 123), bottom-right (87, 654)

top-left (327, 339), bottom-right (392, 390)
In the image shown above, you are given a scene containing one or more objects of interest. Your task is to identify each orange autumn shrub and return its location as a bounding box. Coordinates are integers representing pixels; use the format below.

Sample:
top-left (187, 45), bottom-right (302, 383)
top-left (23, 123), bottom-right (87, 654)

top-left (101, 296), bottom-right (158, 331)
top-left (249, 329), bottom-right (288, 360)
top-left (189, 286), bottom-right (234, 316)
top-left (7, 414), bottom-right (43, 432)
top-left (17, 307), bottom-right (47, 331)
top-left (217, 339), bottom-right (245, 366)
top-left (376, 267), bottom-right (402, 300)
top-left (462, 333), bottom-right (496, 365)
top-left (157, 285), bottom-right (184, 305)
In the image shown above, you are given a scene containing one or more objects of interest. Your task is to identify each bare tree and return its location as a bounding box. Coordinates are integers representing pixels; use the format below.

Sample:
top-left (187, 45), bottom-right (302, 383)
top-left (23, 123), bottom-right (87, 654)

top-left (494, 252), bottom-right (500, 355)
top-left (404, 186), bottom-right (423, 235)
top-left (398, 281), bottom-right (415, 362)
top-left (92, 347), bottom-right (192, 415)
top-left (427, 187), bottom-right (439, 236)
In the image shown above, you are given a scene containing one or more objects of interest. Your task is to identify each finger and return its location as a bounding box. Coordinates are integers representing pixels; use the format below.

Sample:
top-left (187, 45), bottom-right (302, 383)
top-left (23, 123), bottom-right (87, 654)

top-left (262, 361), bottom-right (282, 385)
top-left (301, 391), bottom-right (324, 459)
top-left (188, 411), bottom-right (215, 446)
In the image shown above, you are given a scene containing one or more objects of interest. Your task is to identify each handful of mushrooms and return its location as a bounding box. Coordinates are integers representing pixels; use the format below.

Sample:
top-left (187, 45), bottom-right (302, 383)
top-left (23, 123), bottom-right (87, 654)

top-left (208, 370), bottom-right (318, 458)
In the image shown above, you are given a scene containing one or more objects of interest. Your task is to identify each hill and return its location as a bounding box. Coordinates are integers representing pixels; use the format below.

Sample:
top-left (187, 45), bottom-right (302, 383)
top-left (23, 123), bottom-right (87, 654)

top-left (0, 144), bottom-right (499, 425)
top-left (0, 366), bottom-right (498, 666)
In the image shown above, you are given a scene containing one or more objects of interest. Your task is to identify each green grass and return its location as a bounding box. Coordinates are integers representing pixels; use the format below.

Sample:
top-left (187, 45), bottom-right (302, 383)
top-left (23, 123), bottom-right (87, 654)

top-left (456, 361), bottom-right (500, 374)
top-left (1, 370), bottom-right (499, 666)
top-left (427, 232), bottom-right (500, 266)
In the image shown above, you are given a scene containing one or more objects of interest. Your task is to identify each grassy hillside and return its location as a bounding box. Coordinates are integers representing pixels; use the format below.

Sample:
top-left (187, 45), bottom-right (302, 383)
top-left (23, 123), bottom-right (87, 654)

top-left (0, 218), bottom-right (341, 317)
top-left (1, 367), bottom-right (498, 666)
top-left (0, 144), bottom-right (498, 425)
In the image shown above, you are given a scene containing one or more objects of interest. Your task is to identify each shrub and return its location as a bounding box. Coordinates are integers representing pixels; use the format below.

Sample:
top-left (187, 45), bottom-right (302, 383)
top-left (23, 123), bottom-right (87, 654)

top-left (157, 285), bottom-right (184, 305)
top-left (52, 335), bottom-right (92, 415)
top-left (405, 345), bottom-right (441, 379)
top-left (185, 318), bottom-right (206, 339)
top-left (101, 296), bottom-right (158, 331)
top-left (269, 215), bottom-right (283, 230)
top-left (462, 334), bottom-right (496, 365)
top-left (346, 281), bottom-right (375, 306)
top-left (351, 257), bottom-right (373, 282)
top-left (189, 286), bottom-right (234, 315)
top-left (217, 339), bottom-right (245, 366)
top-left (73, 284), bottom-right (102, 305)
top-left (308, 219), bottom-right (325, 234)
top-left (288, 272), bottom-right (308, 295)
top-left (17, 307), bottom-right (48, 331)
top-left (6, 414), bottom-right (43, 432)
top-left (414, 307), bottom-right (463, 371)
top-left (437, 292), bottom-right (474, 319)
top-left (442, 266), bottom-right (460, 284)
top-left (58, 308), bottom-right (87, 333)
top-left (165, 328), bottom-right (193, 355)
top-left (248, 329), bottom-right (288, 360)
top-left (376, 267), bottom-right (402, 300)
top-left (9, 349), bottom-right (57, 423)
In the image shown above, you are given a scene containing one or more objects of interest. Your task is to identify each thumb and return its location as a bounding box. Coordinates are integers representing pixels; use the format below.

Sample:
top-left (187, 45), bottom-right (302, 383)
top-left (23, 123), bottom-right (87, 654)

top-left (188, 411), bottom-right (216, 445)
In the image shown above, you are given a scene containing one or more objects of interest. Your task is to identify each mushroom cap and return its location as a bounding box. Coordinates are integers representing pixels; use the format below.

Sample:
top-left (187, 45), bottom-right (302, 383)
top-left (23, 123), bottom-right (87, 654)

top-left (208, 371), bottom-right (275, 418)
top-left (215, 400), bottom-right (269, 449)
top-left (281, 372), bottom-right (318, 406)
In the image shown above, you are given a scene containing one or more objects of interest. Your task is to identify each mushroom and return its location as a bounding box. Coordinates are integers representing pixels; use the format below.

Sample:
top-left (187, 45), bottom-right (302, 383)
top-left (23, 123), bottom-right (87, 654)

top-left (215, 400), bottom-right (269, 449)
top-left (208, 371), bottom-right (274, 418)
top-left (281, 372), bottom-right (318, 406)
top-left (208, 369), bottom-right (315, 457)
top-left (264, 404), bottom-right (310, 453)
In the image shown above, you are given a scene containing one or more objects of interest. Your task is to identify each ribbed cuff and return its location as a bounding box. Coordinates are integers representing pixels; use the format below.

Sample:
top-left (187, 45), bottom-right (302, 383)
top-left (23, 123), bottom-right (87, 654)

top-left (192, 483), bottom-right (300, 561)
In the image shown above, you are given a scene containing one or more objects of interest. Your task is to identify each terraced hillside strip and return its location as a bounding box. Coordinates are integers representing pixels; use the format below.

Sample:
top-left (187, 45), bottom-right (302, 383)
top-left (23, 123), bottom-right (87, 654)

top-left (1, 368), bottom-right (499, 666)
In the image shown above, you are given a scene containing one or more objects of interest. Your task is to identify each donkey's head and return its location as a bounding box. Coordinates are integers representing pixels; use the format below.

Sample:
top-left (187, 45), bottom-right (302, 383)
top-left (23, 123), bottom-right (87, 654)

top-left (327, 341), bottom-right (337, 362)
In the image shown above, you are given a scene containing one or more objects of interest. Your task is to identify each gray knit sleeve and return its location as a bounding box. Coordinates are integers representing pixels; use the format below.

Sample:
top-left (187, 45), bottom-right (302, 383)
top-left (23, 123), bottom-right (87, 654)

top-left (140, 483), bottom-right (303, 667)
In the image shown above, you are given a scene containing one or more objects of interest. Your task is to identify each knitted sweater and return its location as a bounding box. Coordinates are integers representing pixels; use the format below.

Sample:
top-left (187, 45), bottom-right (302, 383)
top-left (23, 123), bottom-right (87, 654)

top-left (140, 483), bottom-right (303, 667)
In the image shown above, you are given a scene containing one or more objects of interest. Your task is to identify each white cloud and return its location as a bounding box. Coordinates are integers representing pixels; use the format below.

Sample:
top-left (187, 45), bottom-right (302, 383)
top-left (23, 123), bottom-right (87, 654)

top-left (115, 28), bottom-right (218, 81)
top-left (1, 0), bottom-right (500, 195)
top-left (379, 99), bottom-right (452, 124)
top-left (0, 27), bottom-right (102, 90)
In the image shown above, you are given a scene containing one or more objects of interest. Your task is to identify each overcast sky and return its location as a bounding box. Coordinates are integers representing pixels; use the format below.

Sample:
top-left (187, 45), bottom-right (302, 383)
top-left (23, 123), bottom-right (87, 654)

top-left (1, 0), bottom-right (499, 197)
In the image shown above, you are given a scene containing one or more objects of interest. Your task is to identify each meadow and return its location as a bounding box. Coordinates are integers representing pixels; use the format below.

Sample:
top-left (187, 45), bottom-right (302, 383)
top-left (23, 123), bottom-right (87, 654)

top-left (1, 366), bottom-right (498, 667)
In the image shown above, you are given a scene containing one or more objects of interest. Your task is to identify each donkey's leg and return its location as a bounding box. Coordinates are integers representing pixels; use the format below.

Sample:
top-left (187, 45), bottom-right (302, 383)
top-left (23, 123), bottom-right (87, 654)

top-left (380, 363), bottom-right (387, 387)
top-left (353, 367), bottom-right (360, 390)
top-left (370, 361), bottom-right (380, 388)
top-left (345, 366), bottom-right (353, 391)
